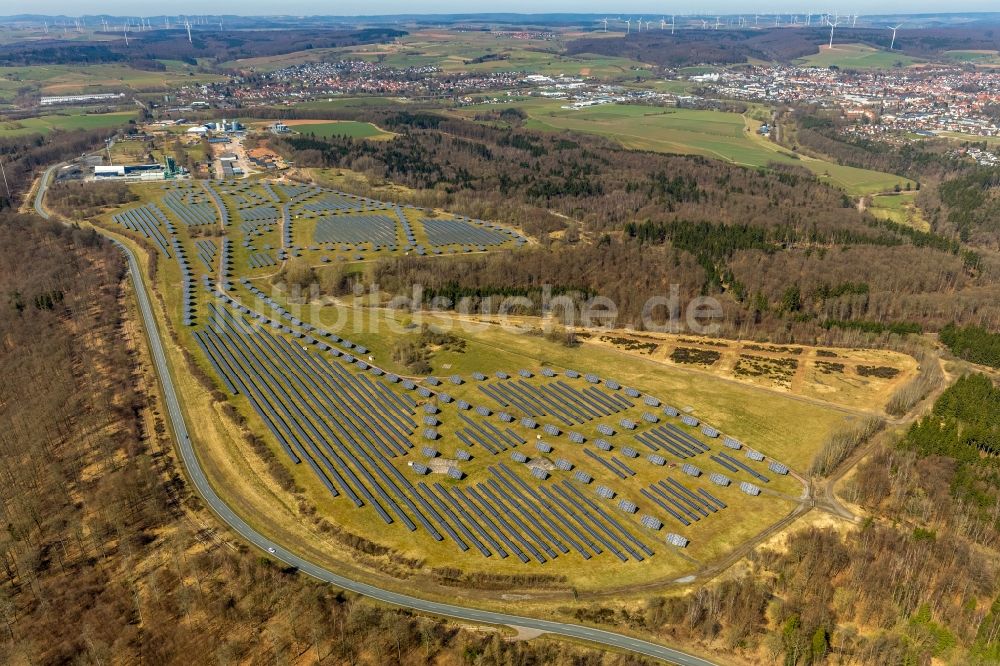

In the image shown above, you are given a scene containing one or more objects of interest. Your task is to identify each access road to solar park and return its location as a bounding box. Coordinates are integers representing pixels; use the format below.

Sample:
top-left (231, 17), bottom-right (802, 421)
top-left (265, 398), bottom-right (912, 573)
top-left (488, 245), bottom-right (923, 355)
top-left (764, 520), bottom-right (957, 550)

top-left (33, 163), bottom-right (717, 666)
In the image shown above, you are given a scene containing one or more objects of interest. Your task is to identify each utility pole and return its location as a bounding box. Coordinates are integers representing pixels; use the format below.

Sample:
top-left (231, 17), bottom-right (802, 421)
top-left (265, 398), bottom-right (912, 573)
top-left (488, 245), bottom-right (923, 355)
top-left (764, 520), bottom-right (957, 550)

top-left (0, 158), bottom-right (10, 200)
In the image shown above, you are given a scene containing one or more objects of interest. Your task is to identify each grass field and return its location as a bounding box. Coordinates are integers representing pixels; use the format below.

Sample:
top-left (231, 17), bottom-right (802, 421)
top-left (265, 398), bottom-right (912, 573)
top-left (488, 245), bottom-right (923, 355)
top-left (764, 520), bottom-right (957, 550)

top-left (469, 100), bottom-right (911, 195)
top-left (867, 192), bottom-right (929, 231)
top-left (943, 50), bottom-right (1000, 66)
top-left (795, 43), bottom-right (918, 69)
top-left (0, 63), bottom-right (224, 102)
top-left (280, 119), bottom-right (394, 140)
top-left (0, 110), bottom-right (137, 137)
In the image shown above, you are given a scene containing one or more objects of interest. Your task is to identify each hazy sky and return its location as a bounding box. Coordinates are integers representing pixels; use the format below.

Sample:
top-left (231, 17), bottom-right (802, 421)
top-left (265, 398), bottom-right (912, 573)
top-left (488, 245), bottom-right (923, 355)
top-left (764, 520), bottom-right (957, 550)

top-left (5, 1), bottom-right (1000, 15)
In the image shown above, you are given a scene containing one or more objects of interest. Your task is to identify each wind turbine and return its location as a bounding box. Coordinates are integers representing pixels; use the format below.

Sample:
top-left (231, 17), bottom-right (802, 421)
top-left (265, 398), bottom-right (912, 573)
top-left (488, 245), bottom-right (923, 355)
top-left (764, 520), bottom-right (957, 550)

top-left (853, 14), bottom-right (859, 27)
top-left (123, 23), bottom-right (128, 47)
top-left (827, 16), bottom-right (840, 49)
top-left (637, 17), bottom-right (643, 32)
top-left (185, 18), bottom-right (193, 43)
top-left (671, 15), bottom-right (676, 34)
top-left (660, 17), bottom-right (666, 30)
top-left (625, 18), bottom-right (631, 34)
top-left (601, 17), bottom-right (608, 32)
top-left (888, 23), bottom-right (902, 50)
top-left (715, 16), bottom-right (721, 30)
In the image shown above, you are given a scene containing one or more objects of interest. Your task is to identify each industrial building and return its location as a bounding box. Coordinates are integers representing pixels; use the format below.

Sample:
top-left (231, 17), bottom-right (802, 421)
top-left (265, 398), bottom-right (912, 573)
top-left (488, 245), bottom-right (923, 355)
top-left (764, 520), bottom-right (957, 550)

top-left (92, 157), bottom-right (184, 181)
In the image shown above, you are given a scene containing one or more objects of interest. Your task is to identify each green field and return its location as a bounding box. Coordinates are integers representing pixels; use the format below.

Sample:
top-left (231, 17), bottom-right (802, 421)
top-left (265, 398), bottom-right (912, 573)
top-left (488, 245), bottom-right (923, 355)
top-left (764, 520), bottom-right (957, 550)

top-left (943, 50), bottom-right (1000, 65)
top-left (0, 110), bottom-right (137, 137)
top-left (0, 63), bottom-right (224, 103)
top-left (475, 100), bottom-right (911, 195)
top-left (868, 192), bottom-right (929, 231)
top-left (283, 120), bottom-right (394, 140)
top-left (795, 43), bottom-right (918, 69)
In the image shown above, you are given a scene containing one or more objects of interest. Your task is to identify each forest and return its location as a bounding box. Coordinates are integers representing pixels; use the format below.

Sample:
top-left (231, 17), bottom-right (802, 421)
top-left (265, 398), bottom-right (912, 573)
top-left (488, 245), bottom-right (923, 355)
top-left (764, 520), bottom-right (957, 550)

top-left (939, 324), bottom-right (1000, 370)
top-left (564, 27), bottom-right (1000, 67)
top-left (0, 28), bottom-right (405, 67)
top-left (270, 111), bottom-right (1000, 343)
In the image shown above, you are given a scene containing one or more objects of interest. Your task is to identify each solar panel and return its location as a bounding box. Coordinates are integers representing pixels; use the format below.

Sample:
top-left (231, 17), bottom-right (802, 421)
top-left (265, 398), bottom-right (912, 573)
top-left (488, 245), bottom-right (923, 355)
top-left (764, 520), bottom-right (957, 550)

top-left (472, 372), bottom-right (486, 381)
top-left (423, 404), bottom-right (439, 414)
top-left (530, 467), bottom-right (549, 480)
top-left (423, 416), bottom-right (439, 427)
top-left (498, 412), bottom-right (513, 423)
top-left (475, 406), bottom-right (491, 417)
top-left (746, 449), bottom-right (765, 462)
top-left (624, 387), bottom-right (640, 398)
top-left (647, 454), bottom-right (666, 466)
top-left (422, 444), bottom-right (439, 456)
top-left (456, 449), bottom-right (472, 461)
top-left (682, 463), bottom-right (702, 477)
top-left (438, 392), bottom-right (453, 403)
top-left (642, 412), bottom-right (659, 423)
top-left (619, 418), bottom-right (636, 430)
top-left (681, 415), bottom-right (699, 427)
top-left (584, 373), bottom-right (599, 383)
top-left (510, 451), bottom-right (528, 463)
top-left (621, 446), bottom-right (638, 458)
top-left (573, 470), bottom-right (592, 484)
top-left (604, 380), bottom-right (620, 390)
top-left (426, 376), bottom-right (441, 386)
top-left (568, 432), bottom-right (585, 444)
top-left (618, 499), bottom-right (637, 514)
top-left (555, 458), bottom-right (573, 471)
top-left (723, 436), bottom-right (742, 450)
top-left (540, 368), bottom-right (555, 377)
top-left (417, 387), bottom-right (432, 398)
top-left (449, 375), bottom-right (463, 385)
top-left (595, 439), bottom-right (612, 451)
top-left (640, 515), bottom-right (663, 530)
top-left (495, 371), bottom-right (509, 379)
top-left (710, 472), bottom-right (731, 487)
top-left (535, 441), bottom-right (552, 453)
top-left (643, 395), bottom-right (660, 407)
top-left (543, 424), bottom-right (560, 436)
top-left (740, 481), bottom-right (761, 496)
top-left (769, 461), bottom-right (789, 475)
top-left (411, 463), bottom-right (429, 475)
top-left (701, 425), bottom-right (720, 438)
top-left (457, 400), bottom-right (471, 410)
top-left (596, 485), bottom-right (615, 499)
top-left (447, 467), bottom-right (465, 480)
top-left (666, 533), bottom-right (689, 548)
top-left (518, 369), bottom-right (532, 378)
top-left (565, 370), bottom-right (580, 378)
top-left (597, 424), bottom-right (615, 436)
top-left (520, 417), bottom-right (537, 429)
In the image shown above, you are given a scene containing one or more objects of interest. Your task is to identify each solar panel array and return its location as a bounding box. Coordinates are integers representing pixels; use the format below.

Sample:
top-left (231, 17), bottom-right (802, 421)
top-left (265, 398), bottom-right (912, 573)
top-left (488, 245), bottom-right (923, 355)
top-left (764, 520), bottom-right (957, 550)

top-left (421, 217), bottom-right (513, 247)
top-left (112, 205), bottom-right (172, 256)
top-left (162, 188), bottom-right (218, 227)
top-left (128, 178), bottom-right (801, 566)
top-left (313, 214), bottom-right (398, 246)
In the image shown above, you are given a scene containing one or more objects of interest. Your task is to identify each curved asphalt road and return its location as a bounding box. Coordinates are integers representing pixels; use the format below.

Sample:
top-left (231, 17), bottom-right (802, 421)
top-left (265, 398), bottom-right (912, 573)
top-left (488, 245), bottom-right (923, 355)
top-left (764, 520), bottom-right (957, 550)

top-left (35, 165), bottom-right (715, 666)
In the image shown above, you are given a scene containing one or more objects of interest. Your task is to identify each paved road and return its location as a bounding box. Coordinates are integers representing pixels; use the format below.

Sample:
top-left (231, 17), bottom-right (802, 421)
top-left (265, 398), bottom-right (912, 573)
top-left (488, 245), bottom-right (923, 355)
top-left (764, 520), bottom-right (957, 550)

top-left (34, 165), bottom-right (716, 666)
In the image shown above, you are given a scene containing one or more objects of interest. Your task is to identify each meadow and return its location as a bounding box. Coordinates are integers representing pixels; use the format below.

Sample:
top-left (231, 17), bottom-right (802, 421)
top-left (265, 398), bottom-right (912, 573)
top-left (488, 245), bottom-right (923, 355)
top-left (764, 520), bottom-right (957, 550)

top-left (279, 119), bottom-right (394, 140)
top-left (795, 43), bottom-right (918, 69)
top-left (471, 100), bottom-right (912, 195)
top-left (867, 191), bottom-right (930, 231)
top-left (0, 109), bottom-right (136, 136)
top-left (0, 62), bottom-right (224, 103)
